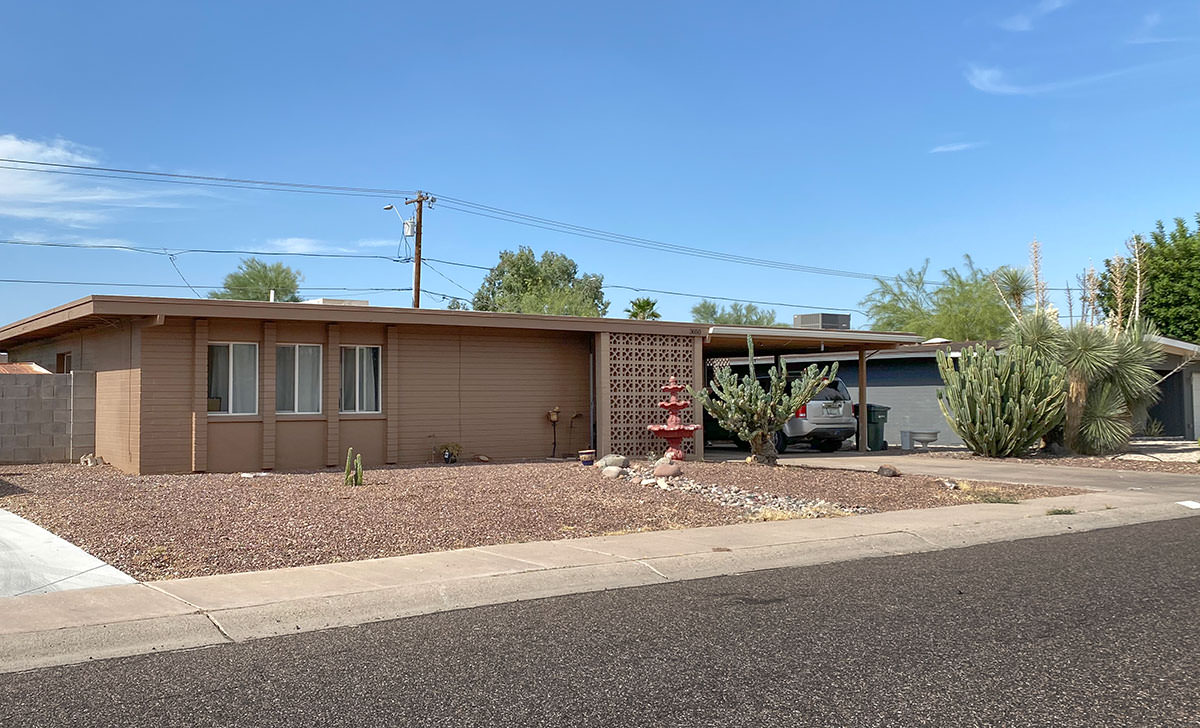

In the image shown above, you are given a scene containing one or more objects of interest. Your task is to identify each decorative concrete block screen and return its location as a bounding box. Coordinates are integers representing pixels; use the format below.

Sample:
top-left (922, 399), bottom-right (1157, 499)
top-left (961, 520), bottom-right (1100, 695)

top-left (602, 333), bottom-right (702, 459)
top-left (0, 372), bottom-right (95, 464)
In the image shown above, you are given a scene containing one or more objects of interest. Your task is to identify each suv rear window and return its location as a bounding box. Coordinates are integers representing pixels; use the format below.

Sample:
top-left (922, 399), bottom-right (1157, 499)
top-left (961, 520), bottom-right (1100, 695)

top-left (813, 380), bottom-right (850, 401)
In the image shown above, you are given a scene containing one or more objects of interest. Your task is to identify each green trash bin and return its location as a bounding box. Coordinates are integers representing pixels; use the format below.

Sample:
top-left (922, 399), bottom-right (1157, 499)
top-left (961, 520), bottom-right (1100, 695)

top-left (865, 404), bottom-right (890, 451)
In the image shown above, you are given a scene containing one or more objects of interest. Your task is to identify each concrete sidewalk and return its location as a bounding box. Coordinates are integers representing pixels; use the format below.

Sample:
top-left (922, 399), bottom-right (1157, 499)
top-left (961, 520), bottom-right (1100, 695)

top-left (2, 481), bottom-right (1198, 674)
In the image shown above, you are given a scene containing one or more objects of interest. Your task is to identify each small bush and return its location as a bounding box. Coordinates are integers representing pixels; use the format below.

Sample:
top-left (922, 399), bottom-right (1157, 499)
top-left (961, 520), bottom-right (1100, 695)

top-left (1046, 507), bottom-right (1076, 515)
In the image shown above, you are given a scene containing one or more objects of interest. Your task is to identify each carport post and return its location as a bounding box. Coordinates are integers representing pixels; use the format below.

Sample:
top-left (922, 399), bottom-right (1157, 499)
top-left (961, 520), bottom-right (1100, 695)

top-left (857, 347), bottom-right (868, 452)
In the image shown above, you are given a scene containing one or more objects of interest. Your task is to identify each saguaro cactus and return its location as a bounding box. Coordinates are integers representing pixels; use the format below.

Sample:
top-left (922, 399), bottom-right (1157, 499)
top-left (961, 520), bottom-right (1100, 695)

top-left (936, 344), bottom-right (1066, 457)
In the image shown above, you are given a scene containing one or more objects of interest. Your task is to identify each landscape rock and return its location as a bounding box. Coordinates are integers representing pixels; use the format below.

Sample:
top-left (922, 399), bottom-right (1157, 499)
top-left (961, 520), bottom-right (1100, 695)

top-left (601, 465), bottom-right (624, 479)
top-left (653, 462), bottom-right (684, 478)
top-left (653, 456), bottom-right (675, 467)
top-left (876, 465), bottom-right (901, 477)
top-left (596, 454), bottom-right (629, 469)
top-left (941, 479), bottom-right (960, 490)
top-left (475, 455), bottom-right (490, 463)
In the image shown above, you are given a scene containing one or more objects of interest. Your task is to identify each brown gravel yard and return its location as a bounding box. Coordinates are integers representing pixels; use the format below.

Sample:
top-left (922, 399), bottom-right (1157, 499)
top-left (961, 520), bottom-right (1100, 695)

top-left (0, 461), bottom-right (1082, 582)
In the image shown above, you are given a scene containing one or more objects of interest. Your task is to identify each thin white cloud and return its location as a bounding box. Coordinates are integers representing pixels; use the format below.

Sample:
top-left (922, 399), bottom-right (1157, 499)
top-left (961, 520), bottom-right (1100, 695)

top-left (1127, 11), bottom-right (1194, 44)
top-left (999, 0), bottom-right (1070, 31)
top-left (356, 238), bottom-right (404, 249)
top-left (0, 134), bottom-right (185, 227)
top-left (929, 141), bottom-right (985, 154)
top-left (263, 237), bottom-right (340, 254)
top-left (965, 62), bottom-right (1154, 95)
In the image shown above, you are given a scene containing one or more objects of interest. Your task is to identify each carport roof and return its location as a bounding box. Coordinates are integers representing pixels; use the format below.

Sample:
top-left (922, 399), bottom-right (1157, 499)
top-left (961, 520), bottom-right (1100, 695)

top-left (702, 325), bottom-right (924, 357)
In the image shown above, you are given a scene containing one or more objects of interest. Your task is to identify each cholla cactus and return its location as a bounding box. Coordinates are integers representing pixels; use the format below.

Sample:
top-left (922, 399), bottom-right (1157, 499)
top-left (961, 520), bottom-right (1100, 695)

top-left (691, 335), bottom-right (836, 465)
top-left (936, 344), bottom-right (1066, 457)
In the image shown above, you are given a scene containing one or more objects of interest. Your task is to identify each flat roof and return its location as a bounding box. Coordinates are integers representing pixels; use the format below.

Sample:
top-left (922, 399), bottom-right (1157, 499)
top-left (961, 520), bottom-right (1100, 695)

top-left (0, 295), bottom-right (922, 351)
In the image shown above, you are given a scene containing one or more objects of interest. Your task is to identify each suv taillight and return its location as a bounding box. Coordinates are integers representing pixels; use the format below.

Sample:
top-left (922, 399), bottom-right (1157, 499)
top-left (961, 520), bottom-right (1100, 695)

top-left (795, 404), bottom-right (807, 419)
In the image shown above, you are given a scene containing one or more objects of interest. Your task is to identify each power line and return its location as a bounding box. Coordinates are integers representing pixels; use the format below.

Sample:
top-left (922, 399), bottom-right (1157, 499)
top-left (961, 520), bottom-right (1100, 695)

top-left (1, 239), bottom-right (865, 313)
top-left (0, 158), bottom-right (416, 199)
top-left (0, 278), bottom-right (412, 293)
top-left (0, 157), bottom-right (914, 283)
top-left (422, 260), bottom-right (476, 297)
top-left (0, 157), bottom-right (1068, 292)
top-left (0, 238), bottom-right (407, 262)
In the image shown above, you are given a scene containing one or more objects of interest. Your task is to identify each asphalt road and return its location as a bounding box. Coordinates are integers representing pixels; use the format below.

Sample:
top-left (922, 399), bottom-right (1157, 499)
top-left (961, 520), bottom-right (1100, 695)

top-left (2, 518), bottom-right (1198, 727)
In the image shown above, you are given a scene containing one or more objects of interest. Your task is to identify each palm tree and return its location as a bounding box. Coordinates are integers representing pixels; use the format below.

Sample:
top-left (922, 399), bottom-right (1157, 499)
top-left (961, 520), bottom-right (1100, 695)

top-left (625, 297), bottom-right (661, 320)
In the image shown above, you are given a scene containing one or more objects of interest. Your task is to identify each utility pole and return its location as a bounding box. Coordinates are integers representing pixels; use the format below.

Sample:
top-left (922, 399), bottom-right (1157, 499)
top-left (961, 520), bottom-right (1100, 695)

top-left (404, 191), bottom-right (433, 308)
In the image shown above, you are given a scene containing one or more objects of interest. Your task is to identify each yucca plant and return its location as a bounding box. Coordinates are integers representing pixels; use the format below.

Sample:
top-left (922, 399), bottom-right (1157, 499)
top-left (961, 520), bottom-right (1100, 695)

top-left (1006, 312), bottom-right (1163, 455)
top-left (936, 344), bottom-right (1066, 457)
top-left (690, 335), bottom-right (836, 465)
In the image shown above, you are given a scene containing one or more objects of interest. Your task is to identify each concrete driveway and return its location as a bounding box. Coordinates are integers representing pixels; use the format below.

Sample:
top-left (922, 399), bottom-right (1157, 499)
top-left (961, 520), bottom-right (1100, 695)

top-left (0, 509), bottom-right (134, 598)
top-left (705, 443), bottom-right (1200, 499)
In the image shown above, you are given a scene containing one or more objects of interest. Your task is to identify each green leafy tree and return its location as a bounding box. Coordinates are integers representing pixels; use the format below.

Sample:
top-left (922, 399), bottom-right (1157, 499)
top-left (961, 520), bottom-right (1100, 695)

top-left (625, 297), bottom-right (661, 320)
top-left (690, 335), bottom-right (836, 465)
top-left (208, 257), bottom-right (303, 302)
top-left (861, 257), bottom-right (1015, 340)
top-left (691, 300), bottom-right (777, 326)
top-left (1099, 215), bottom-right (1200, 344)
top-left (471, 246), bottom-right (608, 316)
top-left (936, 344), bottom-right (1066, 457)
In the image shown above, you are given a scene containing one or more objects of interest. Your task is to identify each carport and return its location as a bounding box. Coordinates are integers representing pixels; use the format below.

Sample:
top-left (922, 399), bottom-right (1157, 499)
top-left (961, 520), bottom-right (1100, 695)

top-left (701, 325), bottom-right (925, 452)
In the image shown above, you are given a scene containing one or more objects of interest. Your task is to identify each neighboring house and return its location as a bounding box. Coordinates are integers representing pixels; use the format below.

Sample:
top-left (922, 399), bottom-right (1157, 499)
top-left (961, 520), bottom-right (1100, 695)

top-left (1146, 335), bottom-right (1200, 439)
top-left (0, 296), bottom-right (921, 474)
top-left (778, 335), bottom-right (1200, 446)
top-left (0, 362), bottom-right (51, 374)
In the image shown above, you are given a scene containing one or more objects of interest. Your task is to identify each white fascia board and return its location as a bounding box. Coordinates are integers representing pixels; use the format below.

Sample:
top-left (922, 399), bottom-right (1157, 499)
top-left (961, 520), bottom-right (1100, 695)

top-left (705, 326), bottom-right (924, 345)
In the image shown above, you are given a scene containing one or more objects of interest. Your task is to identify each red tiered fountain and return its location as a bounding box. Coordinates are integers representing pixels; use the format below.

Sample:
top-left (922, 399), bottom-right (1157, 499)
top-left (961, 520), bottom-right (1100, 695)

top-left (647, 376), bottom-right (702, 461)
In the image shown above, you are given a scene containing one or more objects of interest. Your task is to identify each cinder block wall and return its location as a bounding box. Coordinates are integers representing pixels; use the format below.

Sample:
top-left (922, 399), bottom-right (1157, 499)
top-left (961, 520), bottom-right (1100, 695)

top-left (0, 371), bottom-right (96, 464)
top-left (844, 384), bottom-right (962, 446)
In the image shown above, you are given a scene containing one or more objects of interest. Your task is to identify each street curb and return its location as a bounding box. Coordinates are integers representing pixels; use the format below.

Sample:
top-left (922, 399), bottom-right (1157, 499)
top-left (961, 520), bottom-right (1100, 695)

top-left (1, 495), bottom-right (1197, 674)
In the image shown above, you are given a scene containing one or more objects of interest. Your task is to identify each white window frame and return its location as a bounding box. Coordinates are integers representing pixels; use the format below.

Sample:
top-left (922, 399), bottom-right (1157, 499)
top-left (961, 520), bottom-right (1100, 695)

top-left (276, 343), bottom-right (323, 415)
top-left (208, 342), bottom-right (259, 416)
top-left (340, 345), bottom-right (382, 414)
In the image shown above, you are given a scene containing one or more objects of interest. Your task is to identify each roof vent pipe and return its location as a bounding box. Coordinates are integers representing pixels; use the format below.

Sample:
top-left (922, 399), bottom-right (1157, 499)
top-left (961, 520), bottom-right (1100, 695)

top-left (269, 289), bottom-right (276, 302)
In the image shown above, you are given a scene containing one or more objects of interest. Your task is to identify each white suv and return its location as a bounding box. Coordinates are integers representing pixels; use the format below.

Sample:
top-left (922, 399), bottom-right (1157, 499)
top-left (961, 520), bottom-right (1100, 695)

top-left (774, 378), bottom-right (857, 453)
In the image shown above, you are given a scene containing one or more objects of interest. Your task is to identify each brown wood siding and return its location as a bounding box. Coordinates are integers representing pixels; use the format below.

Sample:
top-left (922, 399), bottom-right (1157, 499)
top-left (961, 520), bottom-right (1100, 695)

top-left (391, 326), bottom-right (591, 464)
top-left (261, 321), bottom-right (276, 470)
top-left (139, 318), bottom-right (196, 474)
top-left (324, 324), bottom-right (340, 467)
top-left (339, 418), bottom-right (385, 468)
top-left (457, 329), bottom-right (591, 461)
top-left (275, 420), bottom-right (326, 471)
top-left (93, 324), bottom-right (140, 473)
top-left (208, 421), bottom-right (263, 472)
top-left (191, 319), bottom-right (208, 472)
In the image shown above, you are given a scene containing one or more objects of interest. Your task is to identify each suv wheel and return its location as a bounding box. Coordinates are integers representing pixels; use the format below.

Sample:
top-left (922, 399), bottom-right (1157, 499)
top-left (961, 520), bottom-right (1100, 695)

top-left (773, 431), bottom-right (788, 454)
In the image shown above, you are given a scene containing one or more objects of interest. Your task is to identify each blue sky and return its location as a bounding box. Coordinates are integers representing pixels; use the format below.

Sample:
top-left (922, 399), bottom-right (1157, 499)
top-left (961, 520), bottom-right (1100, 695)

top-left (2, 1), bottom-right (1198, 328)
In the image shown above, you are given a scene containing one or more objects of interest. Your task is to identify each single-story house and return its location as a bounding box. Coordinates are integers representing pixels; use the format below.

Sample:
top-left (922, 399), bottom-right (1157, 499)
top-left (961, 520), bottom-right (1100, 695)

top-left (0, 296), bottom-right (922, 474)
